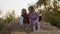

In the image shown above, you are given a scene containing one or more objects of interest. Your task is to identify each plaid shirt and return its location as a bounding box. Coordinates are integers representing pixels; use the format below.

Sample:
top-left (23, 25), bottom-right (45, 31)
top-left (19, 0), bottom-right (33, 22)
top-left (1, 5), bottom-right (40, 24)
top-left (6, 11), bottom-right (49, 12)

top-left (28, 11), bottom-right (39, 26)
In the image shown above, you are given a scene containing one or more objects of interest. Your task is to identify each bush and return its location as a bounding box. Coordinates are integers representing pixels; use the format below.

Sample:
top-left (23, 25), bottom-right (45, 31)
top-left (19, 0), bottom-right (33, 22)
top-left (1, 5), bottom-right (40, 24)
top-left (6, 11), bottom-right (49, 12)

top-left (42, 11), bottom-right (60, 28)
top-left (55, 17), bottom-right (60, 28)
top-left (0, 18), bottom-right (4, 32)
top-left (0, 12), bottom-right (15, 32)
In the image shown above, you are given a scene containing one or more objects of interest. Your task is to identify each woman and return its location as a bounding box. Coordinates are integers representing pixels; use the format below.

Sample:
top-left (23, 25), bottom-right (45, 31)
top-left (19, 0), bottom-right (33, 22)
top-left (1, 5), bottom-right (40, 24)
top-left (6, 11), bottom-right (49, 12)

top-left (20, 8), bottom-right (30, 30)
top-left (28, 6), bottom-right (40, 32)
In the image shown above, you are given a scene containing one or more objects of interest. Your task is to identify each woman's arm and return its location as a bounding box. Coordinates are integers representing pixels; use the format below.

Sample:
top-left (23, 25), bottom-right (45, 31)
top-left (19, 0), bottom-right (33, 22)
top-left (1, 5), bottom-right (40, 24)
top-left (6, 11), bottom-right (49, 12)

top-left (35, 12), bottom-right (39, 22)
top-left (20, 16), bottom-right (24, 26)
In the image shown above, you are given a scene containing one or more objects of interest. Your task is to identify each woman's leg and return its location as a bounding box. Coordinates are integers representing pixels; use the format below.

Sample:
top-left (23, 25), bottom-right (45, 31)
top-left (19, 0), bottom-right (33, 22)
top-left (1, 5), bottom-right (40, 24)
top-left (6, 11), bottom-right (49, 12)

top-left (37, 22), bottom-right (40, 32)
top-left (33, 26), bottom-right (36, 32)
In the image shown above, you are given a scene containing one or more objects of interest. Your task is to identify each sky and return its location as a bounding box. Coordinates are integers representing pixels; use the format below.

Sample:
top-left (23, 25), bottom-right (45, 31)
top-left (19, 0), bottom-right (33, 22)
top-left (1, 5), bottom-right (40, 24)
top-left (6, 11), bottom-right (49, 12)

top-left (0, 0), bottom-right (38, 18)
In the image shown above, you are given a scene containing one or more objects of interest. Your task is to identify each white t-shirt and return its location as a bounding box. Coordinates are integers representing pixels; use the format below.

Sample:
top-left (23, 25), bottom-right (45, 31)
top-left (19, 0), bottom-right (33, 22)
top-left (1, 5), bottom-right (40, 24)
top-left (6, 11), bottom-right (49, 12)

top-left (20, 16), bottom-right (24, 26)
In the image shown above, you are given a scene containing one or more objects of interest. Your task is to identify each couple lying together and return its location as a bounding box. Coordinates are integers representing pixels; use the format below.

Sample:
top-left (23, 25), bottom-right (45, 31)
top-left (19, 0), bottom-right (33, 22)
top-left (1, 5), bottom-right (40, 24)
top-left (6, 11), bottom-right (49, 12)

top-left (20, 6), bottom-right (40, 32)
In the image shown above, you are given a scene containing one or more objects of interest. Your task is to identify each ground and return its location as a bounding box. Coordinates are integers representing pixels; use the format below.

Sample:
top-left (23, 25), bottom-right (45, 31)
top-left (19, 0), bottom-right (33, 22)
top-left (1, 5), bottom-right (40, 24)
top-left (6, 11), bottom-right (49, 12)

top-left (1, 19), bottom-right (60, 34)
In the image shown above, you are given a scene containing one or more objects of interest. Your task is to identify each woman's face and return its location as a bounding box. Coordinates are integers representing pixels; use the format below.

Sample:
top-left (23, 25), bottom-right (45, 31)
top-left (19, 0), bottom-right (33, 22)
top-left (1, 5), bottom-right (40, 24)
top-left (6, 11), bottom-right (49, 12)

top-left (22, 9), bottom-right (27, 15)
top-left (28, 8), bottom-right (34, 13)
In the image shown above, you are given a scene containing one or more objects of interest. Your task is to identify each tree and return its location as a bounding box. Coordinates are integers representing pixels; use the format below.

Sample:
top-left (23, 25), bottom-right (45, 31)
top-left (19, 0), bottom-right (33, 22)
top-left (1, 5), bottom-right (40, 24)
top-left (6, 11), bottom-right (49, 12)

top-left (35, 0), bottom-right (60, 28)
top-left (4, 10), bottom-right (15, 24)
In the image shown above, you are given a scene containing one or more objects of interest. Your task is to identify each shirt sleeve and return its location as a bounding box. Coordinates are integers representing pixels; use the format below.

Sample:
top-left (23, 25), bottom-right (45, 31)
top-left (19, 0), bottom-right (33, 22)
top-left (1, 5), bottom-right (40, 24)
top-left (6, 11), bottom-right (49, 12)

top-left (35, 12), bottom-right (39, 22)
top-left (35, 12), bottom-right (39, 19)
top-left (20, 16), bottom-right (24, 25)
